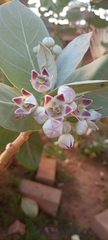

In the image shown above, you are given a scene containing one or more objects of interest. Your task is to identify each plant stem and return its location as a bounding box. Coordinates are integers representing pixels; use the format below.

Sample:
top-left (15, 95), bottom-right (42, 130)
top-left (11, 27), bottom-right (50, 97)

top-left (0, 130), bottom-right (32, 171)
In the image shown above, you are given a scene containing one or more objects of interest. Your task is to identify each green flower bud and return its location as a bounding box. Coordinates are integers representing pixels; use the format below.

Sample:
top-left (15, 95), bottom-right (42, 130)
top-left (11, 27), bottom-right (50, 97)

top-left (51, 45), bottom-right (62, 55)
top-left (33, 45), bottom-right (40, 54)
top-left (42, 37), bottom-right (55, 48)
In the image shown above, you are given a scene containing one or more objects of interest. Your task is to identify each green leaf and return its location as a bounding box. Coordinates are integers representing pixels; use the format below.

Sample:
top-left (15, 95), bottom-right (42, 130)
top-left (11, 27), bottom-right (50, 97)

top-left (16, 131), bottom-right (43, 170)
top-left (0, 125), bottom-right (18, 150)
top-left (55, 32), bottom-right (92, 87)
top-left (66, 10), bottom-right (94, 22)
top-left (49, 80), bottom-right (108, 96)
top-left (37, 43), bottom-right (57, 89)
top-left (87, 14), bottom-right (108, 28)
top-left (62, 54), bottom-right (108, 85)
top-left (91, 0), bottom-right (108, 9)
top-left (85, 86), bottom-right (108, 118)
top-left (0, 83), bottom-right (41, 132)
top-left (0, 0), bottom-right (49, 100)
top-left (2, 73), bottom-right (13, 87)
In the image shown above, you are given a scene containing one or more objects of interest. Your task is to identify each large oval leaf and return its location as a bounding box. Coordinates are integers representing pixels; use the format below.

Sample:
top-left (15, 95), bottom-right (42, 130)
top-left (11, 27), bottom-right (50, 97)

top-left (0, 83), bottom-right (41, 132)
top-left (16, 131), bottom-right (43, 170)
top-left (0, 126), bottom-right (18, 150)
top-left (85, 86), bottom-right (108, 117)
top-left (49, 80), bottom-right (108, 96)
top-left (0, 0), bottom-right (49, 100)
top-left (62, 54), bottom-right (108, 85)
top-left (37, 43), bottom-right (57, 89)
top-left (55, 32), bottom-right (92, 87)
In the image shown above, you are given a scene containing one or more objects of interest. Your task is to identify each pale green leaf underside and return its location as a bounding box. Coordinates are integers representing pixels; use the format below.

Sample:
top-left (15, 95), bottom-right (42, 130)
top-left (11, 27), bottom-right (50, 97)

top-left (16, 131), bottom-right (43, 170)
top-left (37, 43), bottom-right (57, 89)
top-left (62, 54), bottom-right (108, 85)
top-left (0, 125), bottom-right (18, 150)
top-left (0, 84), bottom-right (41, 132)
top-left (55, 32), bottom-right (92, 87)
top-left (85, 87), bottom-right (108, 117)
top-left (0, 0), bottom-right (49, 100)
top-left (49, 80), bottom-right (108, 96)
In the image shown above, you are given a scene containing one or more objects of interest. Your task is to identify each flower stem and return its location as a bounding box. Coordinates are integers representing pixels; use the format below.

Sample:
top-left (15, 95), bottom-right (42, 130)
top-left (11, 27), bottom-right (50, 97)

top-left (0, 130), bottom-right (32, 172)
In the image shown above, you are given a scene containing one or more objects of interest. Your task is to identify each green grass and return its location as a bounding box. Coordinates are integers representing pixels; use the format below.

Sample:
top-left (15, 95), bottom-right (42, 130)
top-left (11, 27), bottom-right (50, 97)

top-left (56, 168), bottom-right (74, 183)
top-left (0, 169), bottom-right (99, 240)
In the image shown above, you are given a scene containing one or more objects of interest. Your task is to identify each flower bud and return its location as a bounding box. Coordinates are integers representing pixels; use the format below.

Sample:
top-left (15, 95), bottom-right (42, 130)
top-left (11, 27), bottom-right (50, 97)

top-left (42, 37), bottom-right (55, 48)
top-left (52, 45), bottom-right (62, 55)
top-left (33, 45), bottom-right (40, 54)
top-left (76, 120), bottom-right (88, 135)
top-left (62, 121), bottom-right (71, 134)
top-left (33, 106), bottom-right (48, 124)
top-left (58, 134), bottom-right (74, 149)
top-left (42, 119), bottom-right (62, 138)
top-left (58, 85), bottom-right (76, 103)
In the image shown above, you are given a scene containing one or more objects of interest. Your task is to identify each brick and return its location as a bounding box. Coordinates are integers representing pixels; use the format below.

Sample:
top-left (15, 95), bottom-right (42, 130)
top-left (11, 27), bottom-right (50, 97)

top-left (36, 157), bottom-right (57, 186)
top-left (19, 179), bottom-right (62, 216)
top-left (7, 220), bottom-right (26, 235)
top-left (91, 209), bottom-right (108, 240)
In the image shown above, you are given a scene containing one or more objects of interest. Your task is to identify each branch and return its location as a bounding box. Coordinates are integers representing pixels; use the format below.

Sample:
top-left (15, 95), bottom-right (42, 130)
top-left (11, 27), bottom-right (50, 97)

top-left (0, 130), bottom-right (32, 171)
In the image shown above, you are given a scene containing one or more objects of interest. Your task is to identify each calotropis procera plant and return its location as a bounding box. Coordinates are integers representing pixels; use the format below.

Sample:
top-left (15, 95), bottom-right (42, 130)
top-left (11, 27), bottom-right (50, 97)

top-left (0, 0), bottom-right (108, 170)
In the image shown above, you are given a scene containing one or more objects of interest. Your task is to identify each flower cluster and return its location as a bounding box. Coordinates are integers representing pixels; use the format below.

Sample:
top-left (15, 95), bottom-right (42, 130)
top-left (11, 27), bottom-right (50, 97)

top-left (33, 37), bottom-right (62, 56)
top-left (12, 37), bottom-right (102, 150)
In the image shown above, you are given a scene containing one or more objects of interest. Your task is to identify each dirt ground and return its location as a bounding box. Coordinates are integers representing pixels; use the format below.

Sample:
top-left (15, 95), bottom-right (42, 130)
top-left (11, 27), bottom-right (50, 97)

top-left (57, 147), bottom-right (108, 229)
top-left (0, 122), bottom-right (108, 240)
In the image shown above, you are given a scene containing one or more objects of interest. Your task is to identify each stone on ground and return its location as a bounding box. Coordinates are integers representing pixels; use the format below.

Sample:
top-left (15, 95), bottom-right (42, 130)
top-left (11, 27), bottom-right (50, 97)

top-left (21, 197), bottom-right (39, 218)
top-left (91, 209), bottom-right (108, 240)
top-left (19, 179), bottom-right (62, 216)
top-left (36, 157), bottom-right (57, 186)
top-left (7, 220), bottom-right (26, 235)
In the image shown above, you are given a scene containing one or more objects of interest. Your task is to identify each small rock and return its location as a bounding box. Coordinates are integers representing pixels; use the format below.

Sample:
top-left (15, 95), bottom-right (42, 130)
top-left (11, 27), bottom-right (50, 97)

top-left (7, 220), bottom-right (26, 235)
top-left (21, 197), bottom-right (39, 218)
top-left (95, 181), bottom-right (100, 186)
top-left (48, 224), bottom-right (59, 233)
top-left (71, 234), bottom-right (80, 240)
top-left (103, 161), bottom-right (107, 166)
top-left (58, 183), bottom-right (64, 188)
top-left (100, 172), bottom-right (105, 180)
top-left (44, 226), bottom-right (49, 234)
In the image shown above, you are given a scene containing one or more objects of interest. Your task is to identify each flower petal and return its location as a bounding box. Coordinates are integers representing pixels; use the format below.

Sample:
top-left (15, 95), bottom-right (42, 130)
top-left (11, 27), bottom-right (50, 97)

top-left (21, 88), bottom-right (31, 97)
top-left (87, 120), bottom-right (99, 131)
top-left (15, 108), bottom-right (32, 115)
top-left (31, 70), bottom-right (39, 80)
top-left (41, 67), bottom-right (49, 76)
top-left (24, 95), bottom-right (37, 106)
top-left (38, 85), bottom-right (51, 93)
top-left (56, 94), bottom-right (65, 102)
top-left (45, 95), bottom-right (53, 104)
top-left (12, 97), bottom-right (24, 106)
top-left (88, 109), bottom-right (102, 120)
top-left (81, 98), bottom-right (93, 106)
top-left (64, 104), bottom-right (73, 116)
